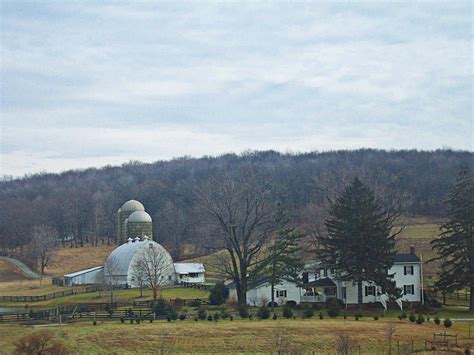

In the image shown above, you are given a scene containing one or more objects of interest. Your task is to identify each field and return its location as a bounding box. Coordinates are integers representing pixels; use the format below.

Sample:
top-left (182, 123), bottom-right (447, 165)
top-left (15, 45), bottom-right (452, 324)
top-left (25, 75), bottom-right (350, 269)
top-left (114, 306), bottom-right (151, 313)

top-left (0, 318), bottom-right (472, 353)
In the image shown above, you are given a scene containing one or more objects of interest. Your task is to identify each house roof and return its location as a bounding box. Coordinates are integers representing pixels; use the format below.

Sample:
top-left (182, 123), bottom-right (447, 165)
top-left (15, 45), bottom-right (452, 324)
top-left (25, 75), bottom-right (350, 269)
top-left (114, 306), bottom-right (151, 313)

top-left (64, 266), bottom-right (103, 278)
top-left (394, 253), bottom-right (421, 263)
top-left (303, 278), bottom-right (336, 288)
top-left (174, 263), bottom-right (205, 274)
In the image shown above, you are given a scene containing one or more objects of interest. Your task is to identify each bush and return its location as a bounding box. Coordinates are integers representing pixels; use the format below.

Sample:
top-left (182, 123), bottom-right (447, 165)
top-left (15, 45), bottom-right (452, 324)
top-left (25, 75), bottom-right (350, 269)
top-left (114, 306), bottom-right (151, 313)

top-left (230, 315), bottom-right (234, 321)
top-left (213, 313), bottom-right (220, 322)
top-left (220, 310), bottom-right (230, 319)
top-left (267, 301), bottom-right (278, 308)
top-left (273, 313), bottom-right (277, 320)
top-left (93, 320), bottom-right (97, 326)
top-left (171, 298), bottom-right (184, 312)
top-left (169, 309), bottom-right (178, 321)
top-left (319, 312), bottom-right (323, 320)
top-left (416, 315), bottom-right (425, 324)
top-left (327, 308), bottom-right (340, 318)
top-left (443, 318), bottom-right (452, 328)
top-left (136, 319), bottom-right (140, 324)
top-left (355, 315), bottom-right (359, 321)
top-left (149, 319), bottom-right (153, 323)
top-left (207, 314), bottom-right (213, 321)
top-left (343, 313), bottom-right (347, 320)
top-left (302, 306), bottom-right (314, 319)
top-left (326, 298), bottom-right (343, 310)
top-left (153, 298), bottom-right (171, 316)
top-left (179, 314), bottom-right (186, 321)
top-left (189, 299), bottom-right (202, 308)
top-left (120, 317), bottom-right (124, 323)
top-left (282, 305), bottom-right (293, 319)
top-left (434, 316), bottom-right (440, 325)
top-left (286, 300), bottom-right (297, 308)
top-left (401, 312), bottom-right (407, 319)
top-left (373, 315), bottom-right (379, 321)
top-left (209, 282), bottom-right (229, 306)
top-left (238, 305), bottom-right (249, 319)
top-left (198, 308), bottom-right (207, 320)
top-left (14, 331), bottom-right (70, 355)
top-left (398, 315), bottom-right (403, 320)
top-left (257, 306), bottom-right (270, 320)
top-left (194, 316), bottom-right (198, 322)
top-left (409, 313), bottom-right (416, 323)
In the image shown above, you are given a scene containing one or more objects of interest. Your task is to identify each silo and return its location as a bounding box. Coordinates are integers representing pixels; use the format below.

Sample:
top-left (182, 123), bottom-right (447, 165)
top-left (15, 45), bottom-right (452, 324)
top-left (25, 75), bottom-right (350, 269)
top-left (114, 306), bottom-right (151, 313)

top-left (126, 211), bottom-right (153, 240)
top-left (117, 200), bottom-right (145, 243)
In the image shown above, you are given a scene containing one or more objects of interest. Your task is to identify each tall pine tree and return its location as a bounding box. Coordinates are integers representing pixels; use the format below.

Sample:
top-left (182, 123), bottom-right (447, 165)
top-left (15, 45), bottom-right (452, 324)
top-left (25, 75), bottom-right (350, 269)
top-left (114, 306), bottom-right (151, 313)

top-left (431, 167), bottom-right (474, 312)
top-left (319, 178), bottom-right (400, 308)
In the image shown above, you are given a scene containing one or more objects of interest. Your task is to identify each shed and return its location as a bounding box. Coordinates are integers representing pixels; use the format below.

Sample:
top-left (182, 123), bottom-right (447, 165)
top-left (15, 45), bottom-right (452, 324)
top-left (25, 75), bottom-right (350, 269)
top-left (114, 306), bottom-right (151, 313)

top-left (64, 266), bottom-right (103, 286)
top-left (174, 263), bottom-right (206, 284)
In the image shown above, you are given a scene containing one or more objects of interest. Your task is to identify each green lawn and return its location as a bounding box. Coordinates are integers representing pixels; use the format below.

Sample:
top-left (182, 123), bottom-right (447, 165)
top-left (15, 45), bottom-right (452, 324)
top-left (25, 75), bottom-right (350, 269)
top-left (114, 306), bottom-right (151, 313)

top-left (0, 287), bottom-right (209, 309)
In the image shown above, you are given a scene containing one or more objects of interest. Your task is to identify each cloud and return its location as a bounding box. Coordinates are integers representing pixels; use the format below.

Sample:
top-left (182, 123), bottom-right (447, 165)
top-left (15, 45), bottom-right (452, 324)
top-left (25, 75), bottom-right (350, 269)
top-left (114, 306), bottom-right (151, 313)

top-left (1, 1), bottom-right (472, 176)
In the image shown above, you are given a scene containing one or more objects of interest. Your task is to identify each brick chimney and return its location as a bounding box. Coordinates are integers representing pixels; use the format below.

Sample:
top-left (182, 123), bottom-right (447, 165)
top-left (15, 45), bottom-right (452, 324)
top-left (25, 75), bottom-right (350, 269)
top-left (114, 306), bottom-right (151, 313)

top-left (410, 245), bottom-right (415, 254)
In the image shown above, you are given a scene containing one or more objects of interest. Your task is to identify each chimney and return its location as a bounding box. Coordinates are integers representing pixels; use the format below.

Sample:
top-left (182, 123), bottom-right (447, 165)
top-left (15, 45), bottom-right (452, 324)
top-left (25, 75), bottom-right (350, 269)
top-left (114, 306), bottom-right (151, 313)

top-left (410, 245), bottom-right (415, 254)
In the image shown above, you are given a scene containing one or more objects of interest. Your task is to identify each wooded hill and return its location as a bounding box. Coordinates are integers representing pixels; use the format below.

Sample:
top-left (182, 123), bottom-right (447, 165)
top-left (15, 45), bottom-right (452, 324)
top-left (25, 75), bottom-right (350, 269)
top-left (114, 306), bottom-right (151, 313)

top-left (1, 149), bottom-right (472, 258)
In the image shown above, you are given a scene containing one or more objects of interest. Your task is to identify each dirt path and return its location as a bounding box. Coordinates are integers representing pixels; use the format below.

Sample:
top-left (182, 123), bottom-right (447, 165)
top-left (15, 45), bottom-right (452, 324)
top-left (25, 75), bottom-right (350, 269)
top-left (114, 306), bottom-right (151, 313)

top-left (0, 257), bottom-right (40, 279)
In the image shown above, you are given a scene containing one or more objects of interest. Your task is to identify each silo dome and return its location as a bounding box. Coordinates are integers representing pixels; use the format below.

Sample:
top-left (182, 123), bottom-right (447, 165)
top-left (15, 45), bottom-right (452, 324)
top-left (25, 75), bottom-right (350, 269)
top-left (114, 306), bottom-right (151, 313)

top-left (128, 211), bottom-right (152, 223)
top-left (120, 200), bottom-right (145, 212)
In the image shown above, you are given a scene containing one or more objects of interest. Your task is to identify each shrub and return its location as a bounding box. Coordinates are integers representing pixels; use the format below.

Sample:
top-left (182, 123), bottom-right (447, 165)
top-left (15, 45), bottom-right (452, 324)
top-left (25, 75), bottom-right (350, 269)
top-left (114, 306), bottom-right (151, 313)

top-left (303, 306), bottom-right (314, 319)
top-left (401, 312), bottom-right (407, 319)
top-left (171, 298), bottom-right (184, 312)
top-left (93, 320), bottom-right (97, 326)
top-left (416, 315), bottom-right (425, 324)
top-left (257, 306), bottom-right (270, 320)
top-left (169, 309), bottom-right (178, 321)
top-left (373, 315), bottom-right (379, 321)
top-left (230, 315), bottom-right (234, 321)
top-left (434, 316), bottom-right (440, 325)
top-left (120, 317), bottom-right (124, 324)
top-left (286, 300), bottom-right (297, 308)
top-left (267, 301), bottom-right (278, 308)
top-left (198, 308), bottom-right (207, 320)
top-left (318, 312), bottom-right (323, 320)
top-left (167, 317), bottom-right (171, 322)
top-left (14, 331), bottom-right (70, 355)
top-left (220, 310), bottom-right (230, 319)
top-left (326, 298), bottom-right (342, 310)
top-left (248, 314), bottom-right (253, 320)
top-left (179, 314), bottom-right (186, 321)
top-left (327, 308), bottom-right (339, 318)
top-left (130, 319), bottom-right (133, 324)
top-left (409, 313), bottom-right (416, 323)
top-left (213, 313), bottom-right (220, 322)
top-left (194, 316), bottom-right (198, 322)
top-left (273, 313), bottom-right (277, 320)
top-left (239, 305), bottom-right (249, 319)
top-left (136, 319), bottom-right (140, 324)
top-left (189, 299), bottom-right (202, 308)
top-left (343, 313), bottom-right (347, 320)
top-left (153, 298), bottom-right (170, 316)
top-left (207, 314), bottom-right (213, 321)
top-left (398, 315), bottom-right (403, 320)
top-left (443, 318), bottom-right (452, 328)
top-left (355, 315), bottom-right (359, 321)
top-left (282, 305), bottom-right (293, 319)
top-left (149, 319), bottom-right (153, 323)
top-left (209, 282), bottom-right (229, 306)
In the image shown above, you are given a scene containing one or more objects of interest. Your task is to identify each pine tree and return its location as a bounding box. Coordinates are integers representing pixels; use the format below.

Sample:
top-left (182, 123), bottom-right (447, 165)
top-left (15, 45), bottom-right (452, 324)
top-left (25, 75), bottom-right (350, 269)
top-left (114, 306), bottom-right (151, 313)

top-left (319, 178), bottom-right (400, 309)
top-left (431, 167), bottom-right (474, 312)
top-left (264, 206), bottom-right (303, 312)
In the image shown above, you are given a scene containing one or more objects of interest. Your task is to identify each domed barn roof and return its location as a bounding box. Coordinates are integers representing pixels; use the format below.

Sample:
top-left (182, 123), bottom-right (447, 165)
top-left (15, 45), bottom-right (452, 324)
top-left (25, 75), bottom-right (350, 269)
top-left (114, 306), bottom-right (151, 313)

top-left (120, 200), bottom-right (145, 212)
top-left (127, 210), bottom-right (152, 223)
top-left (104, 239), bottom-right (175, 282)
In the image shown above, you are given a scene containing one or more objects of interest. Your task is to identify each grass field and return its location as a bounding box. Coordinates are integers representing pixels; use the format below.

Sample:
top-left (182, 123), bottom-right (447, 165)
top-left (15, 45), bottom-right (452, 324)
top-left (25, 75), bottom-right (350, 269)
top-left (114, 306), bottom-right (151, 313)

top-left (0, 318), bottom-right (471, 353)
top-left (0, 260), bottom-right (28, 283)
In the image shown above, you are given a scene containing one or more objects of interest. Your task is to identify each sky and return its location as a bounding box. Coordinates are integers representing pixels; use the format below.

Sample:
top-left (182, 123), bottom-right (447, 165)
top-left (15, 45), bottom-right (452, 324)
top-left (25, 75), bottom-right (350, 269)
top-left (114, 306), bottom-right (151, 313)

top-left (1, 1), bottom-right (472, 177)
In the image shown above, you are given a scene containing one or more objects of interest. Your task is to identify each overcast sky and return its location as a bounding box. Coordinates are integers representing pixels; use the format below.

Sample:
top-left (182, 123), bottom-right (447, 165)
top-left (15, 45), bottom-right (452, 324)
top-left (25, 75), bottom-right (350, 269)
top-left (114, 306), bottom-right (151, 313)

top-left (1, 1), bottom-right (472, 176)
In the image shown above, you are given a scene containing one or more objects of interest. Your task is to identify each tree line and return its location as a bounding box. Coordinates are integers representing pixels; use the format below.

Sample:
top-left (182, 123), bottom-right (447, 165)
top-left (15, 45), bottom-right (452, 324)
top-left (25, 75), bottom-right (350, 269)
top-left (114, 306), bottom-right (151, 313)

top-left (0, 149), bottom-right (472, 258)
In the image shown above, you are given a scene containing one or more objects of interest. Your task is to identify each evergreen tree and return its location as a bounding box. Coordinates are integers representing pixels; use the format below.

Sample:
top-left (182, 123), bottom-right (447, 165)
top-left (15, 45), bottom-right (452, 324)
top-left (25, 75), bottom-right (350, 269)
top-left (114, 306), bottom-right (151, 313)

top-left (319, 178), bottom-right (400, 308)
top-left (431, 167), bottom-right (474, 312)
top-left (264, 206), bottom-right (303, 312)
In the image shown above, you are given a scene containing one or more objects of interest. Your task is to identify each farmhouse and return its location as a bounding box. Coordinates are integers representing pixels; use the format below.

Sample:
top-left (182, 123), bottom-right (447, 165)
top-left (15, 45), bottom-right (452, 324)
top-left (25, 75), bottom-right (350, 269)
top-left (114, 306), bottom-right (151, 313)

top-left (229, 248), bottom-right (423, 310)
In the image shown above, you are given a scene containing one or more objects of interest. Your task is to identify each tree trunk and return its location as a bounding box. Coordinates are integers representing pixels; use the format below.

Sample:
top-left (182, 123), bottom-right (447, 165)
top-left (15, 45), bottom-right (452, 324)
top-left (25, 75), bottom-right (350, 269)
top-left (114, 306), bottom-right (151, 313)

top-left (470, 284), bottom-right (474, 313)
top-left (271, 281), bottom-right (275, 313)
top-left (237, 278), bottom-right (247, 305)
top-left (357, 281), bottom-right (363, 309)
top-left (153, 287), bottom-right (157, 301)
top-left (140, 285), bottom-right (143, 298)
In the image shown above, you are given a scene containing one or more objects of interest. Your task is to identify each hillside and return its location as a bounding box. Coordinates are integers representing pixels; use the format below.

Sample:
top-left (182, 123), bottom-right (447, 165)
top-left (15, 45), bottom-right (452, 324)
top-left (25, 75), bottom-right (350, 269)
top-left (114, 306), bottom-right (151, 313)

top-left (1, 149), bottom-right (471, 254)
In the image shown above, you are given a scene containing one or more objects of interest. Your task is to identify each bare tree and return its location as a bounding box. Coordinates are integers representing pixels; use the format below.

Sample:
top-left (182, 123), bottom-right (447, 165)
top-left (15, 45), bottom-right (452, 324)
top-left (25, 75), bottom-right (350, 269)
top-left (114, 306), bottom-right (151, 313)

top-left (132, 244), bottom-right (174, 301)
top-left (130, 258), bottom-right (147, 298)
top-left (335, 333), bottom-right (357, 355)
top-left (386, 321), bottom-right (396, 355)
top-left (30, 225), bottom-right (58, 282)
top-left (196, 170), bottom-right (277, 305)
top-left (103, 254), bottom-right (121, 306)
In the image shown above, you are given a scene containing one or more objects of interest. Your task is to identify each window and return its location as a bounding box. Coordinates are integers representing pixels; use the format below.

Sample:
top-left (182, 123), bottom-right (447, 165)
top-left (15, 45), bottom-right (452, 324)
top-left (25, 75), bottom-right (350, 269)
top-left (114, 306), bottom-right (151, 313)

top-left (404, 285), bottom-right (414, 295)
top-left (302, 272), bottom-right (309, 283)
top-left (404, 266), bottom-right (414, 275)
top-left (323, 268), bottom-right (328, 277)
top-left (325, 287), bottom-right (336, 296)
top-left (365, 286), bottom-right (376, 296)
top-left (189, 273), bottom-right (198, 278)
top-left (275, 290), bottom-right (287, 298)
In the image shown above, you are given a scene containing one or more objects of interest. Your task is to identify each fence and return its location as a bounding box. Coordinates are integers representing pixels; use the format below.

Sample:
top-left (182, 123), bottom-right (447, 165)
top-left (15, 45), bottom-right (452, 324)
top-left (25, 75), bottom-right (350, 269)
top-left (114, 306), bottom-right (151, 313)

top-left (0, 285), bottom-right (103, 303)
top-left (133, 298), bottom-right (210, 308)
top-left (427, 290), bottom-right (471, 305)
top-left (180, 282), bottom-right (212, 290)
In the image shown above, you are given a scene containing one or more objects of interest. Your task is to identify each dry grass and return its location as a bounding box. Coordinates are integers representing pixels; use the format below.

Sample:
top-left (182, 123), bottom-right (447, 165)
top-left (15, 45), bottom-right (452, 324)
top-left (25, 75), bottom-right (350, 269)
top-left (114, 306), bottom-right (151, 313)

top-left (45, 244), bottom-right (116, 276)
top-left (0, 318), bottom-right (471, 353)
top-left (0, 260), bottom-right (28, 283)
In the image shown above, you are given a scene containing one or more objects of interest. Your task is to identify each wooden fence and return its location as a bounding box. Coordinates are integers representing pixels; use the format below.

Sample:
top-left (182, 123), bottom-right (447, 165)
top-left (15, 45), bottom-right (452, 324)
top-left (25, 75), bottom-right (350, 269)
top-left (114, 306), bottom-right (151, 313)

top-left (0, 285), bottom-right (103, 303)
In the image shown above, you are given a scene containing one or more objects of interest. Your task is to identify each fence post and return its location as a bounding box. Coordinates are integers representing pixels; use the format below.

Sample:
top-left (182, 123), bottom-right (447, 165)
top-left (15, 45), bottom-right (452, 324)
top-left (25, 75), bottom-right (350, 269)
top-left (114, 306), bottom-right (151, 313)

top-left (397, 341), bottom-right (399, 355)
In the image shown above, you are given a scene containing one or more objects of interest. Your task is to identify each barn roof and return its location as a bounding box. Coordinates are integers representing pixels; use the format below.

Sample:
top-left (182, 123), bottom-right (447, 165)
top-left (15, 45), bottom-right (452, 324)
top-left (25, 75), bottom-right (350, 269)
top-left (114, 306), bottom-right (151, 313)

top-left (174, 263), bottom-right (205, 274)
top-left (64, 266), bottom-right (103, 278)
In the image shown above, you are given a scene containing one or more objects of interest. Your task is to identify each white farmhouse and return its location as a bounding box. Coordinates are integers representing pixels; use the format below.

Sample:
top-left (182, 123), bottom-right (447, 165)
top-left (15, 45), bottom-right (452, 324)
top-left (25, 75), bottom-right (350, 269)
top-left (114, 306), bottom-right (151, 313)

top-left (229, 249), bottom-right (423, 310)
